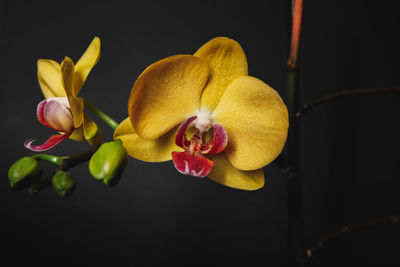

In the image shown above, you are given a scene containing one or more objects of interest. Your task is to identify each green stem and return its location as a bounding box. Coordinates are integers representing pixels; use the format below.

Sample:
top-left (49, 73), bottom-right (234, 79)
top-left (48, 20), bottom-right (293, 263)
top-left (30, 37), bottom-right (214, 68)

top-left (60, 149), bottom-right (96, 171)
top-left (84, 99), bottom-right (119, 130)
top-left (29, 171), bottom-right (55, 196)
top-left (29, 149), bottom-right (96, 196)
top-left (32, 154), bottom-right (63, 166)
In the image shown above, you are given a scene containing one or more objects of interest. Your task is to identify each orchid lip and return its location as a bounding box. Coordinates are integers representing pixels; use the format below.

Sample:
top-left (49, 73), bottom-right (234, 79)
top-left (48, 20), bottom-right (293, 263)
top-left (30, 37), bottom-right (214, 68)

top-left (171, 115), bottom-right (228, 178)
top-left (24, 133), bottom-right (71, 152)
top-left (172, 151), bottom-right (214, 178)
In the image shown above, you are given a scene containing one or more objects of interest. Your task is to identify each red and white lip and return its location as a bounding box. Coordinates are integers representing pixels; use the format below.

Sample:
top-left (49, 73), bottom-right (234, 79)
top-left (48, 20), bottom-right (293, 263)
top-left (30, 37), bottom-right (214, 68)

top-left (172, 111), bottom-right (228, 178)
top-left (25, 97), bottom-right (75, 152)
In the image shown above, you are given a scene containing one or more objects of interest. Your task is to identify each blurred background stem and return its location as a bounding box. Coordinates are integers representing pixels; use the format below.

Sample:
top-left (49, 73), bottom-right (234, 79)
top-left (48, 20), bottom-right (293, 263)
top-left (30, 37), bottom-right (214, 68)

top-left (287, 0), bottom-right (305, 265)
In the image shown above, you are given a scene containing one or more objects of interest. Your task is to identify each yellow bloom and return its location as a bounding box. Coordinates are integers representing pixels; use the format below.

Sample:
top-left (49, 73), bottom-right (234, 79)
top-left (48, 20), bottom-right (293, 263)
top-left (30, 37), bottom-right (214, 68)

top-left (26, 37), bottom-right (102, 151)
top-left (114, 37), bottom-right (288, 190)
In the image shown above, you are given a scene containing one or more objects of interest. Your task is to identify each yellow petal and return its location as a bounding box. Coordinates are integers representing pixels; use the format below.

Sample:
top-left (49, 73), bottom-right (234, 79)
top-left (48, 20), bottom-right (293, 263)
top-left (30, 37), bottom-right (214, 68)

top-left (207, 153), bottom-right (264, 191)
top-left (73, 37), bottom-right (101, 95)
top-left (113, 117), bottom-right (183, 162)
top-left (61, 57), bottom-right (84, 128)
top-left (83, 113), bottom-right (102, 147)
top-left (69, 126), bottom-right (85, 142)
top-left (212, 76), bottom-right (289, 171)
top-left (129, 55), bottom-right (209, 140)
top-left (194, 37), bottom-right (248, 111)
top-left (37, 59), bottom-right (66, 98)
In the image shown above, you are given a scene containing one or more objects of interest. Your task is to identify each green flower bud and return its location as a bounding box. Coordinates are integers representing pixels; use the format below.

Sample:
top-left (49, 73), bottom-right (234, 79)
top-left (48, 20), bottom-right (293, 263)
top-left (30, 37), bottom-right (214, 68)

top-left (8, 157), bottom-right (42, 190)
top-left (89, 139), bottom-right (128, 187)
top-left (52, 170), bottom-right (76, 198)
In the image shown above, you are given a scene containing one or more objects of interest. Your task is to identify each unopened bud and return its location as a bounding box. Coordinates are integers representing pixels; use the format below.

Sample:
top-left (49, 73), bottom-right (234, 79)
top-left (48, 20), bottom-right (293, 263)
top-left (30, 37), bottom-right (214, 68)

top-left (89, 139), bottom-right (127, 187)
top-left (8, 157), bottom-right (42, 190)
top-left (52, 170), bottom-right (76, 198)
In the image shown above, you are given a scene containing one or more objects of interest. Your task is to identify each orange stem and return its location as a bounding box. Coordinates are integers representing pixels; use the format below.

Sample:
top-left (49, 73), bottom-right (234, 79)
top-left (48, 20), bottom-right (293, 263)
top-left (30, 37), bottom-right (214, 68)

top-left (288, 0), bottom-right (303, 70)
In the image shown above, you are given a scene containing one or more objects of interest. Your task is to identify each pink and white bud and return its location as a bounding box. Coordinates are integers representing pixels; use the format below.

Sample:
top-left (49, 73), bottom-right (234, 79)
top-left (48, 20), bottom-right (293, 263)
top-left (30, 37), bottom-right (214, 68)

top-left (37, 98), bottom-right (74, 133)
top-left (25, 97), bottom-right (75, 152)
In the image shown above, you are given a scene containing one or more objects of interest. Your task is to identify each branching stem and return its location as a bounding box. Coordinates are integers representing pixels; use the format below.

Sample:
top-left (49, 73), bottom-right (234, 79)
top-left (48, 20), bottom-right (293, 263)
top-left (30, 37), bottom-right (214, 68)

top-left (296, 85), bottom-right (400, 119)
top-left (29, 149), bottom-right (96, 195)
top-left (301, 216), bottom-right (400, 262)
top-left (32, 153), bottom-right (63, 166)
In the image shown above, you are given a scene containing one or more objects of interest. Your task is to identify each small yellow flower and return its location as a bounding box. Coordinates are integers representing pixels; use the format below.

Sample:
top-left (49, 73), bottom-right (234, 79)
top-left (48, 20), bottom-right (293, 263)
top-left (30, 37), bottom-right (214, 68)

top-left (114, 37), bottom-right (288, 190)
top-left (26, 37), bottom-right (102, 151)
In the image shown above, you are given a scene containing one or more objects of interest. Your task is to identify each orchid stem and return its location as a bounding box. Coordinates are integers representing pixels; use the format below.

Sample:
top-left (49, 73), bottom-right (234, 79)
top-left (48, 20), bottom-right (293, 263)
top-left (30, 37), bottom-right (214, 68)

top-left (32, 154), bottom-right (63, 166)
top-left (302, 216), bottom-right (400, 262)
top-left (60, 149), bottom-right (96, 171)
top-left (29, 171), bottom-right (55, 195)
top-left (287, 0), bottom-right (305, 265)
top-left (84, 99), bottom-right (119, 130)
top-left (296, 85), bottom-right (400, 119)
top-left (288, 0), bottom-right (303, 70)
top-left (29, 149), bottom-right (96, 196)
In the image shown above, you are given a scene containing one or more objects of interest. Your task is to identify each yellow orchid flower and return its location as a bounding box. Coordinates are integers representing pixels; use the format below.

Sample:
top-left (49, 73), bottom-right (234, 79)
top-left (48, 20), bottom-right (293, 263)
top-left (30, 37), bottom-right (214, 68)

top-left (25, 37), bottom-right (102, 151)
top-left (114, 37), bottom-right (289, 190)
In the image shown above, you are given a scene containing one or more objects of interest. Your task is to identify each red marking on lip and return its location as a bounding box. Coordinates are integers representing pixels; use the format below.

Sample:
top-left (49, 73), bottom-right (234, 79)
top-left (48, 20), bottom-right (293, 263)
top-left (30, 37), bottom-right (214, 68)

top-left (172, 151), bottom-right (214, 178)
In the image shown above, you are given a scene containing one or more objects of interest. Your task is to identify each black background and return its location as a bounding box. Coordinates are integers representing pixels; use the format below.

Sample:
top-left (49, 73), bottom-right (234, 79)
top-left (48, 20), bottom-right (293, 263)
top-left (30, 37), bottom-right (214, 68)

top-left (1, 0), bottom-right (399, 266)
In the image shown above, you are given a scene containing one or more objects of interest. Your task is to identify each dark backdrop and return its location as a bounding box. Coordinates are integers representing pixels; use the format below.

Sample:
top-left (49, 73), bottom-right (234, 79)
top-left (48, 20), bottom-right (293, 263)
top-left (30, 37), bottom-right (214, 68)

top-left (1, 0), bottom-right (399, 266)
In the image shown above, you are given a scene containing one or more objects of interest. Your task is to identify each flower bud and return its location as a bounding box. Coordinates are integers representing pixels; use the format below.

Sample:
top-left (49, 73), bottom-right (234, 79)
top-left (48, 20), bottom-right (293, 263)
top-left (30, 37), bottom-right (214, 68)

top-left (8, 157), bottom-right (42, 190)
top-left (89, 139), bottom-right (128, 187)
top-left (52, 170), bottom-right (76, 198)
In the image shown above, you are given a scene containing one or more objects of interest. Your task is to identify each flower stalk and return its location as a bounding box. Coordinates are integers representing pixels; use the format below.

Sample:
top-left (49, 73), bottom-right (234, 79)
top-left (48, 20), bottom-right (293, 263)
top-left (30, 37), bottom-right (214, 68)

top-left (288, 0), bottom-right (303, 70)
top-left (84, 99), bottom-right (119, 130)
top-left (296, 85), bottom-right (400, 119)
top-left (287, 0), bottom-right (305, 264)
top-left (302, 216), bottom-right (400, 262)
top-left (32, 153), bottom-right (64, 166)
top-left (29, 149), bottom-right (96, 195)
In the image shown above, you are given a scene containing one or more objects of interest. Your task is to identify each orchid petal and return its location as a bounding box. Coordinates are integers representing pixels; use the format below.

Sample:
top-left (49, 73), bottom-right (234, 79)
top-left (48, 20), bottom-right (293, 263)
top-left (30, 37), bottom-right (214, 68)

top-left (24, 133), bottom-right (70, 152)
top-left (83, 113), bottom-right (102, 148)
top-left (69, 126), bottom-right (85, 142)
top-left (43, 100), bottom-right (74, 133)
top-left (74, 37), bottom-right (101, 95)
top-left (194, 37), bottom-right (248, 111)
top-left (61, 57), bottom-right (84, 128)
top-left (212, 76), bottom-right (289, 171)
top-left (37, 59), bottom-right (66, 98)
top-left (207, 153), bottom-right (264, 191)
top-left (37, 99), bottom-right (52, 128)
top-left (128, 55), bottom-right (209, 140)
top-left (114, 117), bottom-right (182, 162)
top-left (172, 151), bottom-right (214, 178)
